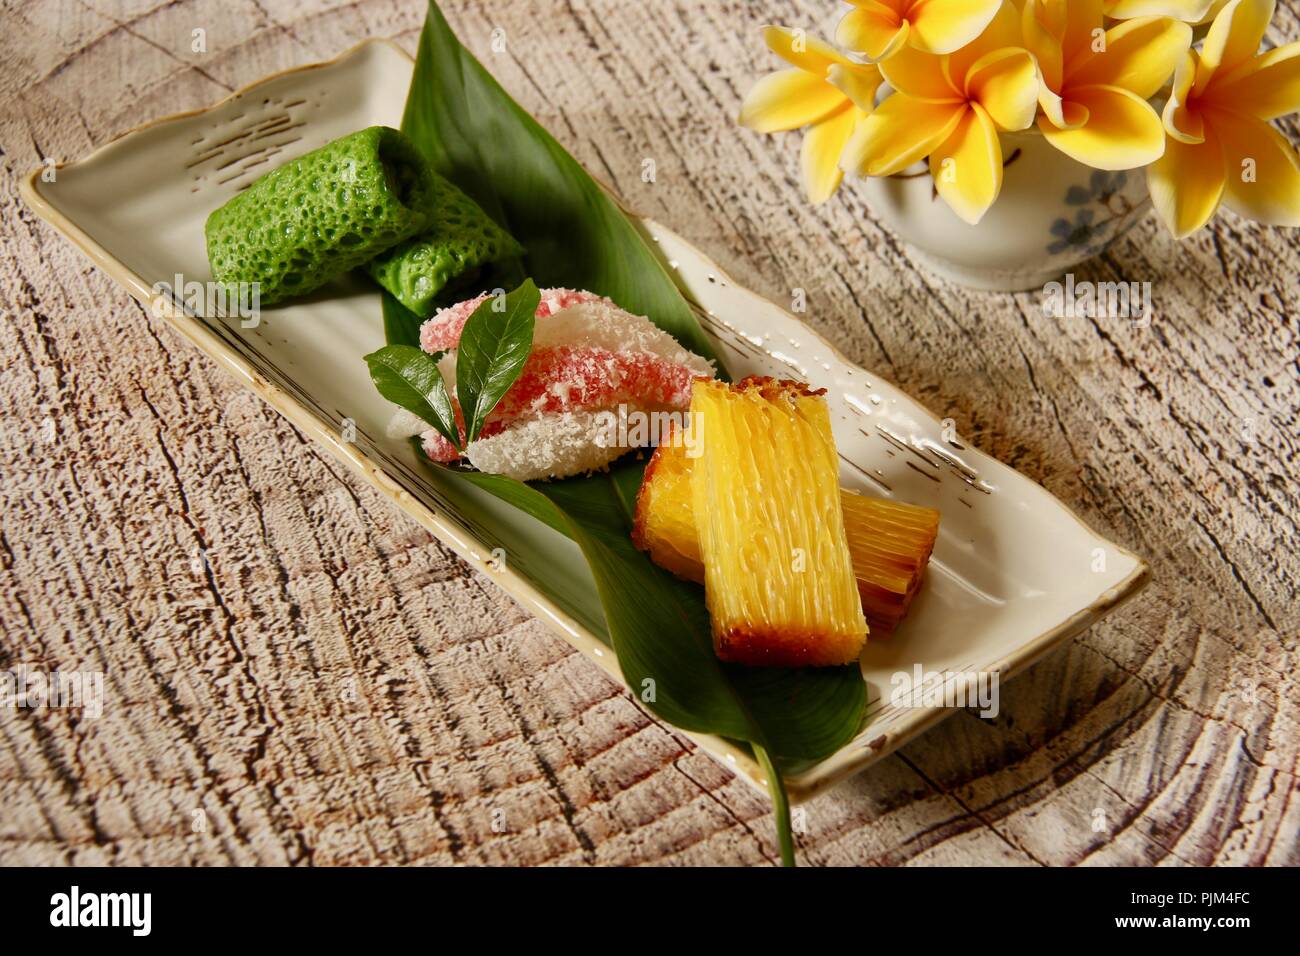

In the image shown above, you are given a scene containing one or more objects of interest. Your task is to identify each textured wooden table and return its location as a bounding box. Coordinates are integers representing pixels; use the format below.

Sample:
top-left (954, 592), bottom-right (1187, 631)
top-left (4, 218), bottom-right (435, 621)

top-left (2, 0), bottom-right (1297, 866)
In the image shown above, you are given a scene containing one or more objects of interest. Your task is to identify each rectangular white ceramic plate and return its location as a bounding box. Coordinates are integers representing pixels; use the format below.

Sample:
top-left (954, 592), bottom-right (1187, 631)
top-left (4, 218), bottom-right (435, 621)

top-left (22, 39), bottom-right (1148, 802)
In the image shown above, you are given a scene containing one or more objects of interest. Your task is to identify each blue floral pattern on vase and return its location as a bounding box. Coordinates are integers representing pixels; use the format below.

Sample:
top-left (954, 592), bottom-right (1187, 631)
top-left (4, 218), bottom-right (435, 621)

top-left (1048, 170), bottom-right (1137, 258)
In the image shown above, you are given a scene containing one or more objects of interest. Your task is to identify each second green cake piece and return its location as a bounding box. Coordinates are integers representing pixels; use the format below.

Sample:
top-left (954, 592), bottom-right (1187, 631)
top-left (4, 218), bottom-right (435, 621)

top-left (367, 175), bottom-right (523, 317)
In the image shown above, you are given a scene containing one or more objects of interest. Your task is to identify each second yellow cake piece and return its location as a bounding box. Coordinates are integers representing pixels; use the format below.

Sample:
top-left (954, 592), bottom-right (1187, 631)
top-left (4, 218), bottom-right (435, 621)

top-left (691, 377), bottom-right (868, 666)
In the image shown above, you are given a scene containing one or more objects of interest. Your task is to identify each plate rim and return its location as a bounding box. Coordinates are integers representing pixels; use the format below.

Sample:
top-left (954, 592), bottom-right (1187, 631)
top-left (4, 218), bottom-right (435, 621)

top-left (19, 36), bottom-right (1150, 803)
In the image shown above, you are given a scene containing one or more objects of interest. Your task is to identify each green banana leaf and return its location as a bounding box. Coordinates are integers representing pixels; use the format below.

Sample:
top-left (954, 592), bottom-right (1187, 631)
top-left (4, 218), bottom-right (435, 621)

top-left (384, 0), bottom-right (869, 863)
top-left (400, 0), bottom-right (718, 368)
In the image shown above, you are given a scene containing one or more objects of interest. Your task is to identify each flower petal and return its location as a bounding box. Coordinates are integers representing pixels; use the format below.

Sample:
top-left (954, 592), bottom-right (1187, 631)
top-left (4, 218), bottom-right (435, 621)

top-left (1147, 124), bottom-right (1226, 236)
top-left (1066, 16), bottom-right (1191, 99)
top-left (1022, 0), bottom-right (1066, 91)
top-left (879, 42), bottom-right (962, 100)
top-left (1040, 85), bottom-right (1092, 128)
top-left (945, 0), bottom-right (1027, 85)
top-left (841, 93), bottom-right (966, 176)
top-left (1210, 109), bottom-right (1300, 226)
top-left (1162, 49), bottom-right (1206, 143)
top-left (1104, 0), bottom-right (1213, 20)
top-left (1029, 0), bottom-right (1070, 40)
top-left (763, 25), bottom-right (848, 74)
top-left (1061, 0), bottom-right (1106, 66)
top-left (1211, 41), bottom-right (1300, 120)
top-left (836, 4), bottom-right (909, 60)
top-left (1040, 84), bottom-right (1167, 168)
top-left (909, 0), bottom-right (1004, 55)
top-left (1165, 101), bottom-right (1206, 142)
top-left (1195, 0), bottom-right (1274, 95)
top-left (967, 48), bottom-right (1041, 131)
top-left (739, 68), bottom-right (849, 133)
top-left (1196, 0), bottom-right (1234, 24)
top-left (802, 105), bottom-right (861, 203)
top-left (929, 102), bottom-right (1004, 223)
top-left (828, 63), bottom-right (885, 112)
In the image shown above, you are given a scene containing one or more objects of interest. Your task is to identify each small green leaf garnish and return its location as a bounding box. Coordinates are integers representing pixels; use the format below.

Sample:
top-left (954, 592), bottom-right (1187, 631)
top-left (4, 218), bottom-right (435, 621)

top-left (455, 278), bottom-right (540, 443)
top-left (364, 344), bottom-right (461, 450)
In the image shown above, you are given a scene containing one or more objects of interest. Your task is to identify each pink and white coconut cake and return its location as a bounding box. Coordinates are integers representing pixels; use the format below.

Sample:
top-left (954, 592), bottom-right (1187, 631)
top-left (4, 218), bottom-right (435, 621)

top-left (388, 288), bottom-right (715, 481)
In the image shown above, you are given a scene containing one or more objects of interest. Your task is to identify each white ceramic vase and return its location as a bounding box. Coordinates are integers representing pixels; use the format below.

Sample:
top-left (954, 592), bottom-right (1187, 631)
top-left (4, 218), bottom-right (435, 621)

top-left (862, 130), bottom-right (1151, 292)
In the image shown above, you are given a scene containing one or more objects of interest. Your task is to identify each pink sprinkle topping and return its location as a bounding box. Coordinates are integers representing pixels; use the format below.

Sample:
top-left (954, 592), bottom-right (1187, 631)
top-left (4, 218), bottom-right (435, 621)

top-left (416, 289), bottom-right (712, 468)
top-left (420, 346), bottom-right (705, 462)
top-left (489, 346), bottom-right (700, 422)
top-left (419, 288), bottom-right (610, 353)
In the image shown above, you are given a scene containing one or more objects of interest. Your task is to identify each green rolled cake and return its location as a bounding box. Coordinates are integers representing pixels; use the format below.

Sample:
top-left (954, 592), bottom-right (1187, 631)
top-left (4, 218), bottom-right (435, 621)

top-left (205, 126), bottom-right (435, 305)
top-left (367, 174), bottom-right (523, 317)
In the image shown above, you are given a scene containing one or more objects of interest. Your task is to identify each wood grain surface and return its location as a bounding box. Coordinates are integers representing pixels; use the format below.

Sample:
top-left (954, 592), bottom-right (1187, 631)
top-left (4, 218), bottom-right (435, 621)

top-left (1, 0), bottom-right (1297, 866)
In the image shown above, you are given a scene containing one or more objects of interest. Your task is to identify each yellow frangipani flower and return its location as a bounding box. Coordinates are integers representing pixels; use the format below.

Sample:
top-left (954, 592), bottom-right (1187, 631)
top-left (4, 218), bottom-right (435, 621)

top-left (839, 1), bottom-right (1039, 224)
top-left (1026, 0), bottom-right (1190, 169)
top-left (738, 26), bottom-right (884, 203)
top-left (1148, 0), bottom-right (1300, 236)
top-left (837, 0), bottom-right (1004, 59)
